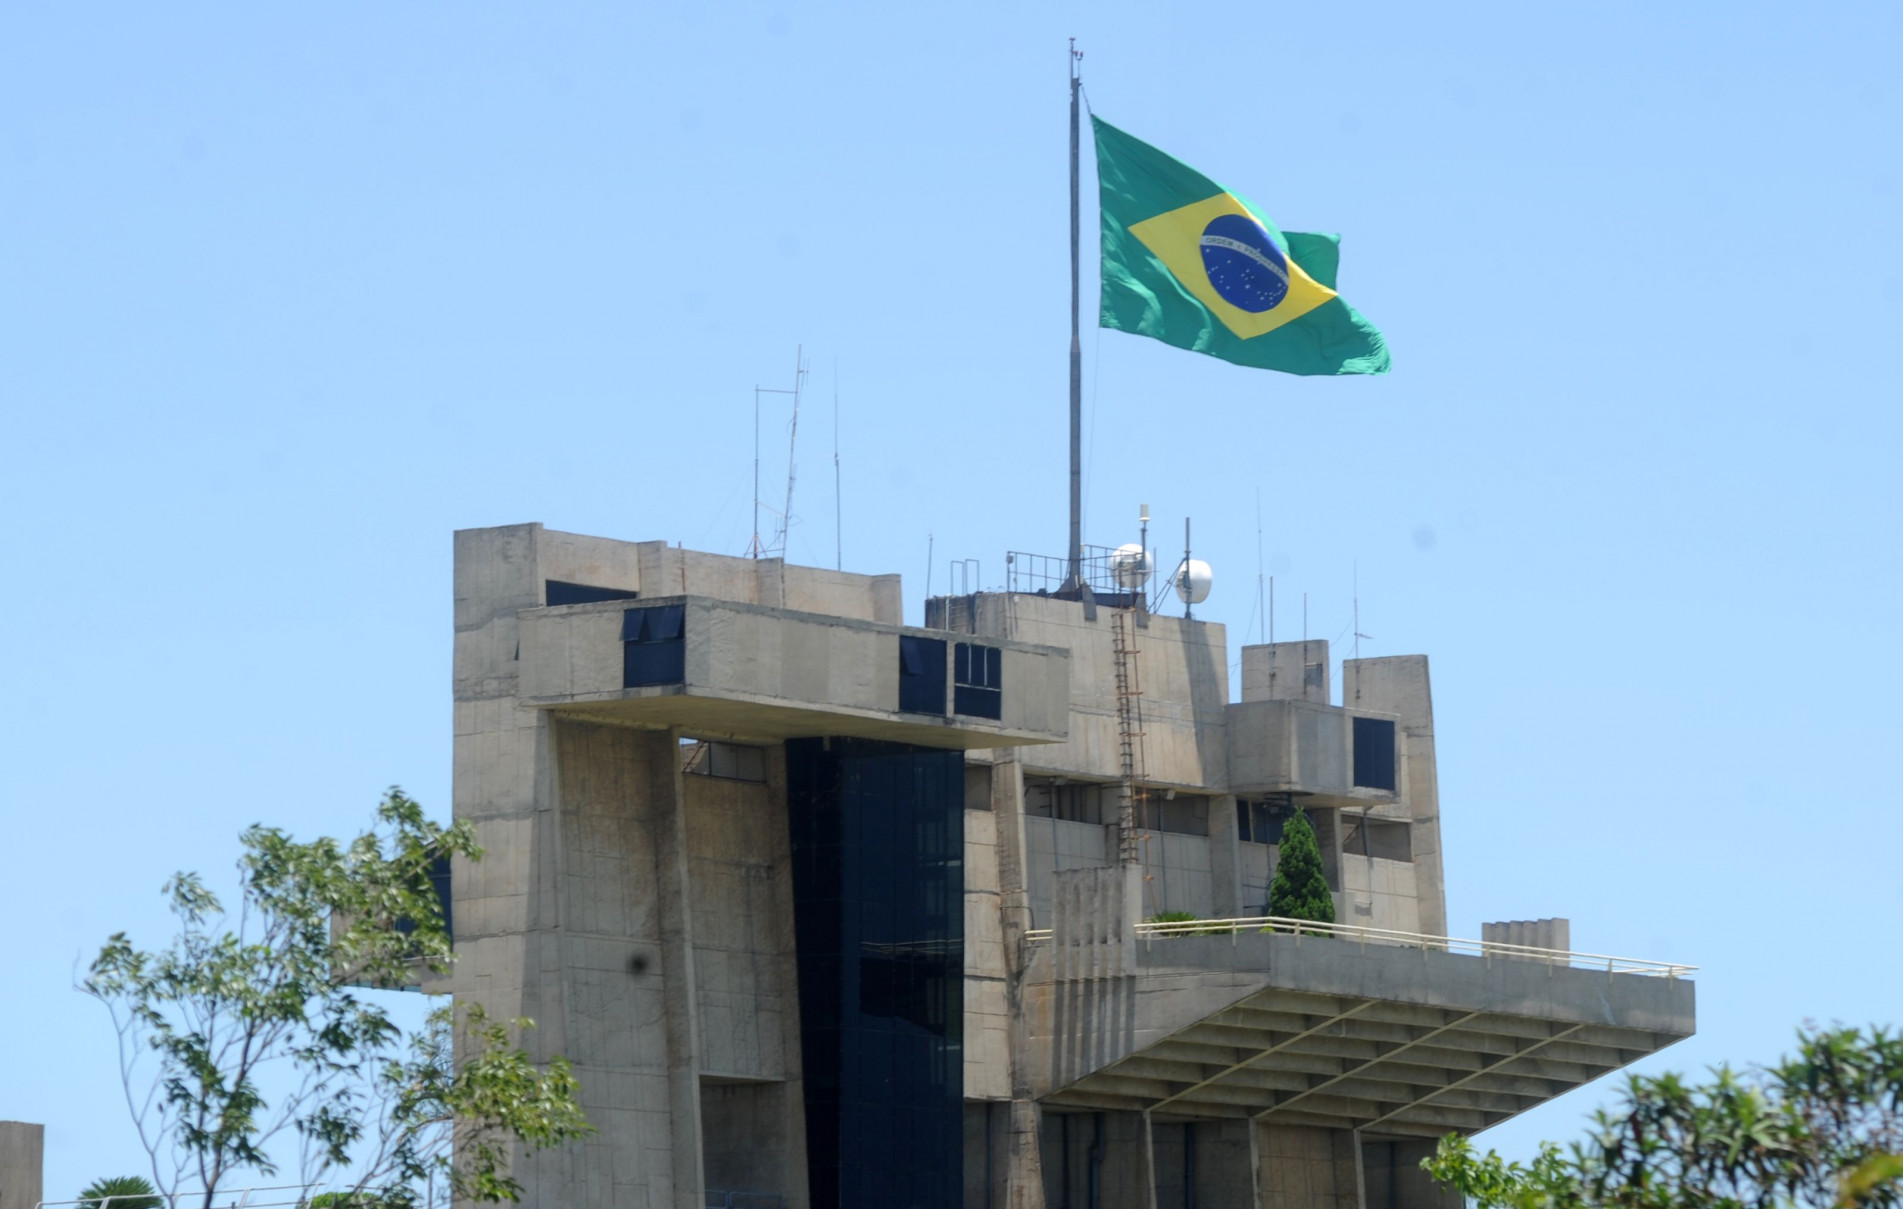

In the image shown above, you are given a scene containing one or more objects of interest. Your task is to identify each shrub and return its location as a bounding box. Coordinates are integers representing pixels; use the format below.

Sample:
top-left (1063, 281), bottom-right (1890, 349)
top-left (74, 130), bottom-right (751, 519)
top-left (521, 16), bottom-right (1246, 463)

top-left (1266, 809), bottom-right (1335, 930)
top-left (77, 1176), bottom-right (161, 1209)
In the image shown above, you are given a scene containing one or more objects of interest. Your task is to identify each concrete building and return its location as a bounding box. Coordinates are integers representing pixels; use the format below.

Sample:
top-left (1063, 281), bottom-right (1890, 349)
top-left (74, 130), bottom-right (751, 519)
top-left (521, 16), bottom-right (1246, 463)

top-left (441, 523), bottom-right (1695, 1209)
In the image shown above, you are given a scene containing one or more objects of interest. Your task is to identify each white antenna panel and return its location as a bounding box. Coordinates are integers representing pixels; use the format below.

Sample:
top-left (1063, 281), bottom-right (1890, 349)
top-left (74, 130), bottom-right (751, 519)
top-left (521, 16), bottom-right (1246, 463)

top-left (1111, 543), bottom-right (1153, 588)
top-left (1174, 559), bottom-right (1213, 605)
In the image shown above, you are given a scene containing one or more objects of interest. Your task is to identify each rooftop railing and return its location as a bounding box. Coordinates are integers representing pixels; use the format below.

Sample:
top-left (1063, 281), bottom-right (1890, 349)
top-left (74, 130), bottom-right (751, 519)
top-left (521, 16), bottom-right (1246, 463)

top-left (38, 1188), bottom-right (430, 1209)
top-left (1022, 915), bottom-right (1697, 979)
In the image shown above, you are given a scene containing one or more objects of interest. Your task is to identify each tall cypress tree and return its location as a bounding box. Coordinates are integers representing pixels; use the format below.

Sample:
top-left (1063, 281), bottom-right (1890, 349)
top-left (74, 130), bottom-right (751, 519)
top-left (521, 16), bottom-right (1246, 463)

top-left (1267, 809), bottom-right (1336, 926)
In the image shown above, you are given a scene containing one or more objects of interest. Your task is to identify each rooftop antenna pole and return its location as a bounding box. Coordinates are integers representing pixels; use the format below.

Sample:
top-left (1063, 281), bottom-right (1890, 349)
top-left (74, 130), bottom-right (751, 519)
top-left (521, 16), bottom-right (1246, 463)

top-left (1255, 487), bottom-right (1266, 644)
top-left (774, 346), bottom-right (806, 558)
top-left (1182, 517), bottom-right (1193, 620)
top-left (750, 385), bottom-right (762, 558)
top-left (833, 358), bottom-right (842, 571)
top-left (1352, 559), bottom-right (1373, 661)
top-left (1066, 38), bottom-right (1085, 594)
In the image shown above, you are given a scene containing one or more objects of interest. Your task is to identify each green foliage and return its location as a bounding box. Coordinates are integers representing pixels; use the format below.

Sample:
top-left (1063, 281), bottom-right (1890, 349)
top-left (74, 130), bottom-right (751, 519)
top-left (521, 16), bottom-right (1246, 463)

top-left (1266, 809), bottom-right (1335, 927)
top-left (1147, 911), bottom-right (1237, 937)
top-left (77, 1175), bottom-right (161, 1209)
top-left (83, 789), bottom-right (594, 1205)
top-left (1423, 1025), bottom-right (1903, 1209)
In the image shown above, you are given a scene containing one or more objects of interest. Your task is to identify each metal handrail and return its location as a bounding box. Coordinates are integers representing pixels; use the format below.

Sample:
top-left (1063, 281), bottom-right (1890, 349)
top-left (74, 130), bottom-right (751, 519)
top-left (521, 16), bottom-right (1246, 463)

top-left (1020, 915), bottom-right (1696, 978)
top-left (39, 1187), bottom-right (388, 1209)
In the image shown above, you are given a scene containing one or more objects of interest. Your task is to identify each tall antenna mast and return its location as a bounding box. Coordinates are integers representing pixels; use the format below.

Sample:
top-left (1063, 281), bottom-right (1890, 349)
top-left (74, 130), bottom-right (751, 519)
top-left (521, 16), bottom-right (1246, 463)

top-left (774, 346), bottom-right (807, 557)
top-left (1352, 559), bottom-right (1373, 660)
top-left (833, 359), bottom-right (842, 571)
top-left (1066, 38), bottom-right (1086, 595)
top-left (1255, 487), bottom-right (1266, 644)
top-left (749, 347), bottom-right (806, 559)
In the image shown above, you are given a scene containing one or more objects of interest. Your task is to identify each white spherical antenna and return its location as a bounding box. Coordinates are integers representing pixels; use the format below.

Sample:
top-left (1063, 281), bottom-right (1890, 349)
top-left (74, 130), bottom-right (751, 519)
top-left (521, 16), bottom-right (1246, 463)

top-left (1111, 543), bottom-right (1153, 588)
top-left (1173, 559), bottom-right (1213, 605)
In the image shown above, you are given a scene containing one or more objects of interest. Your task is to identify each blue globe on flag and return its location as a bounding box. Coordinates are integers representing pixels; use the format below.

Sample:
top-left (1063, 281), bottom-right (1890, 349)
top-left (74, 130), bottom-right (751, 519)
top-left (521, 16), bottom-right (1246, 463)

top-left (1199, 213), bottom-right (1290, 313)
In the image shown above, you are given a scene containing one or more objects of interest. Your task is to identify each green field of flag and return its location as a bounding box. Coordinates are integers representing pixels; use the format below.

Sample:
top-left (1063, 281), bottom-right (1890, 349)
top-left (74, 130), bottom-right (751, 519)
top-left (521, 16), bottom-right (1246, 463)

top-left (1095, 117), bottom-right (1390, 376)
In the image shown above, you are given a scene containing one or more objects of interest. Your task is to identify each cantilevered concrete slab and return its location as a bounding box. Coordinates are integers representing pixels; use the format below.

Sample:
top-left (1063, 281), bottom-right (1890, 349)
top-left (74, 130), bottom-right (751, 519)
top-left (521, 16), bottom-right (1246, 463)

top-left (518, 595), bottom-right (1072, 750)
top-left (1026, 931), bottom-right (1694, 1139)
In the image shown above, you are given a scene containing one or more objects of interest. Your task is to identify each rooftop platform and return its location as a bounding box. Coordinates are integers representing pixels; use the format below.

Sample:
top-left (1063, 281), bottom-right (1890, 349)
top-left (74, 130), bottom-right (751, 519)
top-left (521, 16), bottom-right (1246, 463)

top-left (1025, 912), bottom-right (1694, 1139)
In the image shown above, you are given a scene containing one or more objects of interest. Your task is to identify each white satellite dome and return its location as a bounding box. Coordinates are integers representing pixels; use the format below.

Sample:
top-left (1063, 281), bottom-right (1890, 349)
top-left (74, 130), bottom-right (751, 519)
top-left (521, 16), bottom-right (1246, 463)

top-left (1173, 558), bottom-right (1213, 605)
top-left (1111, 543), bottom-right (1153, 589)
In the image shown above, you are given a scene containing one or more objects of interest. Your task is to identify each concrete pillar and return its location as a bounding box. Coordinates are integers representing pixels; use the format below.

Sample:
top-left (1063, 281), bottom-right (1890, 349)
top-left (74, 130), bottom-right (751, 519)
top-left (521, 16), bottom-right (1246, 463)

top-left (1100, 1111), bottom-right (1156, 1209)
top-left (1360, 1138), bottom-right (1460, 1209)
top-left (1341, 656), bottom-right (1445, 937)
top-left (993, 757), bottom-right (1048, 1209)
top-left (0, 1122), bottom-right (44, 1209)
top-left (651, 726), bottom-right (706, 1209)
top-left (1208, 794), bottom-right (1242, 918)
top-left (1257, 1123), bottom-right (1364, 1209)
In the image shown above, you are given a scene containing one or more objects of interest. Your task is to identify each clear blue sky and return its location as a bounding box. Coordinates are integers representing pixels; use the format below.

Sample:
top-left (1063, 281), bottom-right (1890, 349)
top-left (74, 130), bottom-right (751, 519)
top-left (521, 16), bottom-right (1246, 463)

top-left (4, 1), bottom-right (1899, 1197)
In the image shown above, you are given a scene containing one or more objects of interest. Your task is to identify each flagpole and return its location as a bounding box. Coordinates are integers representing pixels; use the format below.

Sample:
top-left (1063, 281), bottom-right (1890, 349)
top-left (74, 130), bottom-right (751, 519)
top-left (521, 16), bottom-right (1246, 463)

top-left (1067, 39), bottom-right (1084, 594)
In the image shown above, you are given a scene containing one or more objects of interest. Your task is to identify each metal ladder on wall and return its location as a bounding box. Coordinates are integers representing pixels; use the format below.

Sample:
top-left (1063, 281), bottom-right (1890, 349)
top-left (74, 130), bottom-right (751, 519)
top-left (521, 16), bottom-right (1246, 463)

top-left (1110, 608), bottom-right (1155, 913)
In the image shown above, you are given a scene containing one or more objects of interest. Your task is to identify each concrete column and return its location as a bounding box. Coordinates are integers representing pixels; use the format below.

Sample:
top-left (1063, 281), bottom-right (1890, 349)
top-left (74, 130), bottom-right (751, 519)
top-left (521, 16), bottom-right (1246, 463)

top-left (1341, 656), bottom-right (1445, 936)
top-left (1258, 1123), bottom-right (1364, 1209)
top-left (1208, 794), bottom-right (1242, 918)
top-left (1100, 1111), bottom-right (1155, 1209)
top-left (993, 757), bottom-right (1048, 1209)
top-left (0, 1122), bottom-right (44, 1209)
top-left (1360, 1138), bottom-right (1461, 1209)
top-left (651, 726), bottom-right (706, 1209)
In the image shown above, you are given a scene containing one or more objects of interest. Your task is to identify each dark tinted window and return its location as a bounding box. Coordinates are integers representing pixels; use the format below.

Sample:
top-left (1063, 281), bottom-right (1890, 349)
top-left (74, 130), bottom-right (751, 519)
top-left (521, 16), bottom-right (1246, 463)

top-left (898, 635), bottom-right (947, 715)
top-left (1352, 716), bottom-right (1397, 790)
top-left (952, 643), bottom-right (1002, 719)
top-left (544, 580), bottom-right (638, 606)
top-left (623, 605), bottom-right (686, 686)
top-left (787, 738), bottom-right (964, 1209)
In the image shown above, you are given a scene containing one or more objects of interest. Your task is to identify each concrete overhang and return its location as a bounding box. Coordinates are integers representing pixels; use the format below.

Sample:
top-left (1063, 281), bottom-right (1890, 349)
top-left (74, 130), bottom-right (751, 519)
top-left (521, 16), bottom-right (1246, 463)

top-left (1226, 698), bottom-right (1401, 806)
top-left (516, 595), bottom-right (1071, 751)
top-left (1027, 934), bottom-right (1694, 1139)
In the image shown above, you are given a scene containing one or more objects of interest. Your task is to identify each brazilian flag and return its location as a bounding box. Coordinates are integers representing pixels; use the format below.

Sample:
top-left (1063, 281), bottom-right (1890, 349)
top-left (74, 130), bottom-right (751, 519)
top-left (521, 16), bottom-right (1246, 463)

top-left (1095, 117), bottom-right (1389, 376)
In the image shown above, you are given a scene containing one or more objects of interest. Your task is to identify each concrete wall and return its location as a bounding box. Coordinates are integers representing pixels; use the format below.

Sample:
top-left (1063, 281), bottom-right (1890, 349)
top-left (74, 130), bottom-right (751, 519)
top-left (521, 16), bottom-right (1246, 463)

top-left (1260, 1125), bottom-right (1361, 1209)
top-left (1241, 640), bottom-right (1331, 704)
top-left (1152, 1119), bottom-right (1255, 1209)
top-left (1340, 854), bottom-right (1423, 935)
top-left (1341, 657), bottom-right (1445, 936)
top-left (517, 596), bottom-right (1071, 744)
top-left (0, 1122), bottom-right (43, 1209)
top-left (963, 594), bottom-right (1229, 790)
top-left (1226, 699), bottom-right (1397, 805)
top-left (1361, 1138), bottom-right (1460, 1209)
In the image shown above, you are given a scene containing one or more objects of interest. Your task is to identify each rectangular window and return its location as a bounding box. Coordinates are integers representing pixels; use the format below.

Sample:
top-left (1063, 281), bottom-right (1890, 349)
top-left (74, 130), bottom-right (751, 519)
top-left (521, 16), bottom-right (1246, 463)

top-left (683, 740), bottom-right (768, 783)
top-left (1237, 799), bottom-right (1295, 845)
top-left (1352, 716), bottom-right (1398, 791)
top-left (1342, 816), bottom-right (1412, 862)
top-left (622, 605), bottom-right (686, 686)
top-left (545, 580), bottom-right (638, 606)
top-left (952, 643), bottom-right (1002, 720)
top-left (898, 635), bottom-right (948, 715)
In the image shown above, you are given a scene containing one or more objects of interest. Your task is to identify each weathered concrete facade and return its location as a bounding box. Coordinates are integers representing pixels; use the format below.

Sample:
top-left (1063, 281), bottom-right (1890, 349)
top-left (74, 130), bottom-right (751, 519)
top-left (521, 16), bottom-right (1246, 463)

top-left (444, 524), bottom-right (1694, 1209)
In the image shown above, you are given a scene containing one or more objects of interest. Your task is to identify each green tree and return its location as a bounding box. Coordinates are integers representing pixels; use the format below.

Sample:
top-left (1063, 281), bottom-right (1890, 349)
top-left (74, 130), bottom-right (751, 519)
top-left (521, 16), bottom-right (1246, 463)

top-left (77, 1175), bottom-right (162, 1209)
top-left (83, 789), bottom-right (594, 1207)
top-left (1266, 809), bottom-right (1335, 927)
top-left (1424, 1025), bottom-right (1903, 1209)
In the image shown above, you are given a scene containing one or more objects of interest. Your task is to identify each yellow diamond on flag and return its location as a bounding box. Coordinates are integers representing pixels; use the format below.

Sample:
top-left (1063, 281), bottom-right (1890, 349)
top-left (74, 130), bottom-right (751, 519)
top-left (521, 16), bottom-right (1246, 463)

top-left (1127, 193), bottom-right (1338, 340)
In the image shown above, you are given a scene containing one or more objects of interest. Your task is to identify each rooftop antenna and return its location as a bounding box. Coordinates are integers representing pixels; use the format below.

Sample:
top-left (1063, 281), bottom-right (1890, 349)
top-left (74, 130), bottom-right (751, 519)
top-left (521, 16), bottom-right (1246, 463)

top-left (833, 359), bottom-right (842, 572)
top-left (749, 346), bottom-right (807, 559)
top-left (1255, 488), bottom-right (1266, 644)
top-left (1352, 560), bottom-right (1373, 660)
top-left (1173, 517), bottom-right (1213, 620)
